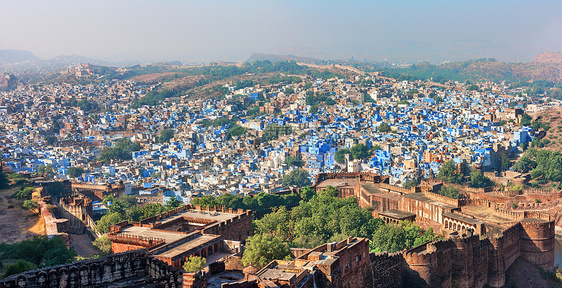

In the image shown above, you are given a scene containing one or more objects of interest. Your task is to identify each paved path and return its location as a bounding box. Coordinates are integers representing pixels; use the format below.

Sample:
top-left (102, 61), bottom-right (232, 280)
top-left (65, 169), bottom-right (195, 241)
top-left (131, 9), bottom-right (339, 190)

top-left (69, 233), bottom-right (99, 258)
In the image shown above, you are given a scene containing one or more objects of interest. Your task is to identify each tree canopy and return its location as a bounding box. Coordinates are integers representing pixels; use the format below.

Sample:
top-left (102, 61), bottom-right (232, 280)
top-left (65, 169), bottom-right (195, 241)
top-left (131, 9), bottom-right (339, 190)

top-left (0, 236), bottom-right (76, 279)
top-left (242, 234), bottom-right (292, 269)
top-left (513, 148), bottom-right (562, 182)
top-left (67, 167), bottom-right (84, 178)
top-left (335, 148), bottom-right (351, 164)
top-left (437, 186), bottom-right (463, 199)
top-left (282, 169), bottom-right (312, 188)
top-left (469, 169), bottom-right (493, 188)
top-left (437, 161), bottom-right (463, 184)
top-left (158, 129), bottom-right (174, 143)
top-left (378, 122), bottom-right (391, 133)
top-left (182, 256), bottom-right (206, 272)
top-left (98, 138), bottom-right (142, 161)
top-left (95, 195), bottom-right (173, 233)
top-left (253, 186), bottom-right (435, 253)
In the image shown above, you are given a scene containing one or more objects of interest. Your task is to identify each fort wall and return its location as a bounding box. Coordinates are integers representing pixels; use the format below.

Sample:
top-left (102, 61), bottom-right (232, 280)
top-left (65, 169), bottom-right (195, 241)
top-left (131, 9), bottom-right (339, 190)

top-left (0, 250), bottom-right (183, 288)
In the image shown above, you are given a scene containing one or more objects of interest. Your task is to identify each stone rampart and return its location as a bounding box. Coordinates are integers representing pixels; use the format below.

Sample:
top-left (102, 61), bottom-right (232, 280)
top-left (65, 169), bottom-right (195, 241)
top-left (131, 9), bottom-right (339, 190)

top-left (0, 249), bottom-right (183, 288)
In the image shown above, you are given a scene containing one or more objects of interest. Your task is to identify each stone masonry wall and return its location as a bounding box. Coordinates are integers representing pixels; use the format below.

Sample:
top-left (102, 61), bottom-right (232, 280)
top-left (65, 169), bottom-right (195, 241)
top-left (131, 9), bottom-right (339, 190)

top-left (0, 250), bottom-right (183, 288)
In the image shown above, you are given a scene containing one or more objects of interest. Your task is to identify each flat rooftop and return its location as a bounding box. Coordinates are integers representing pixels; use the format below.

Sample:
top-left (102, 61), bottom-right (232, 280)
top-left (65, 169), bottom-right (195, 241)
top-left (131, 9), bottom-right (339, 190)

top-left (315, 178), bottom-right (360, 189)
top-left (153, 234), bottom-right (221, 259)
top-left (403, 192), bottom-right (455, 209)
top-left (362, 183), bottom-right (402, 201)
top-left (153, 209), bottom-right (242, 226)
top-left (121, 225), bottom-right (188, 243)
top-left (520, 218), bottom-right (548, 223)
top-left (442, 212), bottom-right (483, 226)
top-left (379, 209), bottom-right (416, 219)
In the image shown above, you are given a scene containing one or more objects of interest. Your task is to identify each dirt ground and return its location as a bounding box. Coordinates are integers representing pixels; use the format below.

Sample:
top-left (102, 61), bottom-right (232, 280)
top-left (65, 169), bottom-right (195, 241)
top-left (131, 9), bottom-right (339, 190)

top-left (0, 187), bottom-right (45, 244)
top-left (69, 233), bottom-right (99, 258)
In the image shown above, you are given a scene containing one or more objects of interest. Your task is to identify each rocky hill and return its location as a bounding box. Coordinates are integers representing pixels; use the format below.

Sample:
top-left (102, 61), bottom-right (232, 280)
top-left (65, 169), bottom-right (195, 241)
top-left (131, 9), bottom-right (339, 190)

top-left (247, 53), bottom-right (325, 64)
top-left (534, 52), bottom-right (562, 64)
top-left (0, 73), bottom-right (18, 90)
top-left (370, 54), bottom-right (562, 83)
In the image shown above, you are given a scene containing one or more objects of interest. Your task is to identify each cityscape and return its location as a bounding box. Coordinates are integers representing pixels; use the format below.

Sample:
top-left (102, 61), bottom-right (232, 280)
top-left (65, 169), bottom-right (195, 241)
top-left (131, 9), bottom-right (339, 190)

top-left (1, 1), bottom-right (562, 288)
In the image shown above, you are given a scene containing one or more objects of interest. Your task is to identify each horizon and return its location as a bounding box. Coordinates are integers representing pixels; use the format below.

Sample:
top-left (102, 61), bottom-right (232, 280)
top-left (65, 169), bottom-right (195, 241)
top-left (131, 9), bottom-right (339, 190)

top-left (1, 0), bottom-right (561, 64)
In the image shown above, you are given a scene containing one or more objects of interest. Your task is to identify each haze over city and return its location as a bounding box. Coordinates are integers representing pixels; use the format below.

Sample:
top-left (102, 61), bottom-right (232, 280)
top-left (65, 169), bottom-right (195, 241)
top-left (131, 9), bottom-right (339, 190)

top-left (2, 0), bottom-right (562, 63)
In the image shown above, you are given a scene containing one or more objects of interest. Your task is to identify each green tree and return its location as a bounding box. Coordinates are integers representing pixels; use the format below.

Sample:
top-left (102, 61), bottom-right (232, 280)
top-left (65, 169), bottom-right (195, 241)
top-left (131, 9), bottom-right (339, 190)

top-left (228, 124), bottom-right (246, 136)
top-left (183, 256), bottom-right (206, 272)
top-left (325, 97), bottom-right (336, 105)
top-left (309, 105), bottom-right (319, 114)
top-left (2, 260), bottom-right (37, 279)
top-left (22, 200), bottom-right (38, 212)
top-left (282, 169), bottom-right (312, 188)
top-left (158, 129), bottom-right (174, 143)
top-left (350, 143), bottom-right (370, 160)
top-left (165, 196), bottom-right (182, 210)
top-left (437, 161), bottom-right (463, 184)
top-left (501, 155), bottom-right (510, 171)
top-left (299, 186), bottom-right (316, 202)
top-left (437, 186), bottom-right (463, 199)
top-left (470, 169), bottom-right (492, 188)
top-left (0, 172), bottom-right (10, 189)
top-left (378, 122), bottom-right (391, 133)
top-left (521, 113), bottom-right (532, 126)
top-left (44, 135), bottom-right (57, 146)
top-left (335, 148), bottom-right (351, 164)
top-left (95, 212), bottom-right (125, 234)
top-left (191, 196), bottom-right (217, 209)
top-left (0, 236), bottom-right (76, 273)
top-left (98, 138), bottom-right (142, 161)
top-left (513, 155), bottom-right (536, 173)
top-left (11, 187), bottom-right (35, 200)
top-left (284, 156), bottom-right (303, 167)
top-left (370, 221), bottom-right (434, 253)
top-left (242, 234), bottom-right (292, 269)
top-left (93, 235), bottom-right (112, 255)
top-left (403, 179), bottom-right (419, 190)
top-left (37, 164), bottom-right (54, 179)
top-left (67, 167), bottom-right (84, 178)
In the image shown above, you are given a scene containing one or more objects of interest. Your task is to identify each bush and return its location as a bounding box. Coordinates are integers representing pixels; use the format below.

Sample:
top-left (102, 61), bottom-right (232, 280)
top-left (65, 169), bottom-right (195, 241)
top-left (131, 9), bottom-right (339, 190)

top-left (93, 235), bottom-right (112, 255)
top-left (282, 169), bottom-right (311, 188)
top-left (182, 256), bottom-right (206, 272)
top-left (2, 260), bottom-right (37, 279)
top-left (11, 187), bottom-right (35, 200)
top-left (242, 234), bottom-right (292, 269)
top-left (21, 200), bottom-right (38, 211)
top-left (437, 186), bottom-right (463, 199)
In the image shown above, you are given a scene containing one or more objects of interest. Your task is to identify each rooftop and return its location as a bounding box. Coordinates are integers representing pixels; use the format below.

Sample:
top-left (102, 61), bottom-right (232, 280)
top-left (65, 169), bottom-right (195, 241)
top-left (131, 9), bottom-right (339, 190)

top-left (403, 192), bottom-right (455, 209)
top-left (379, 209), bottom-right (416, 220)
top-left (152, 234), bottom-right (221, 259)
top-left (121, 225), bottom-right (187, 243)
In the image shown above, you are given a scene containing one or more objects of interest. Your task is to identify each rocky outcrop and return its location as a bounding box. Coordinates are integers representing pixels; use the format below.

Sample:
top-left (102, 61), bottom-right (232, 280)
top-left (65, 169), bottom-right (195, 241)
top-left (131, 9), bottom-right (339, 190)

top-left (0, 72), bottom-right (17, 90)
top-left (534, 52), bottom-right (562, 64)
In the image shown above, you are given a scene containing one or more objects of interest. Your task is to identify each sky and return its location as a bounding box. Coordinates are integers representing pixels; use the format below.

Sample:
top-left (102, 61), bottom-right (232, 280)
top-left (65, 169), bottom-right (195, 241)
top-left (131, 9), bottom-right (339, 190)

top-left (1, 0), bottom-right (561, 64)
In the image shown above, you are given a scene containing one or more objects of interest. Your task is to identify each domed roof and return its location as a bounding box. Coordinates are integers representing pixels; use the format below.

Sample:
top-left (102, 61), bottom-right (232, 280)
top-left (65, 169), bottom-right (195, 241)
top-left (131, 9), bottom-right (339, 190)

top-left (243, 265), bottom-right (258, 275)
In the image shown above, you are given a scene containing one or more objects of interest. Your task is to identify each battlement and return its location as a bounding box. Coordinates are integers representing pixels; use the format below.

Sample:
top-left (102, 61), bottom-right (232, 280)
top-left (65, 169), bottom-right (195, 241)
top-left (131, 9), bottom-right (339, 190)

top-left (424, 191), bottom-right (465, 207)
top-left (108, 232), bottom-right (165, 249)
top-left (0, 249), bottom-right (183, 288)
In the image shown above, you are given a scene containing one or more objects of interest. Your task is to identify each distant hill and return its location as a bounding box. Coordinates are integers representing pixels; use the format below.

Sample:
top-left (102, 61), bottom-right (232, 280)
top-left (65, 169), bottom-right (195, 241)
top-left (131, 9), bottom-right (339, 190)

top-left (534, 52), bottom-right (562, 64)
top-left (0, 50), bottom-right (138, 82)
top-left (247, 53), bottom-right (325, 64)
top-left (357, 55), bottom-right (562, 83)
top-left (0, 50), bottom-right (40, 64)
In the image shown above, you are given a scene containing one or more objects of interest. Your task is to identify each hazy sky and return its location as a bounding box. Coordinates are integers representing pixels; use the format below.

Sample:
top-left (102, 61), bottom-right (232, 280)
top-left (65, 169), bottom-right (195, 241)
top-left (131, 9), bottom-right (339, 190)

top-left (1, 0), bottom-right (561, 63)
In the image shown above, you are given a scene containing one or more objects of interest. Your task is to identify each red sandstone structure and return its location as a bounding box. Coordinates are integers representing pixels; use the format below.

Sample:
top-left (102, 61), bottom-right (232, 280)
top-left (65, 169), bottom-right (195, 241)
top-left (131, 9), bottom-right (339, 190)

top-left (108, 204), bottom-right (252, 270)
